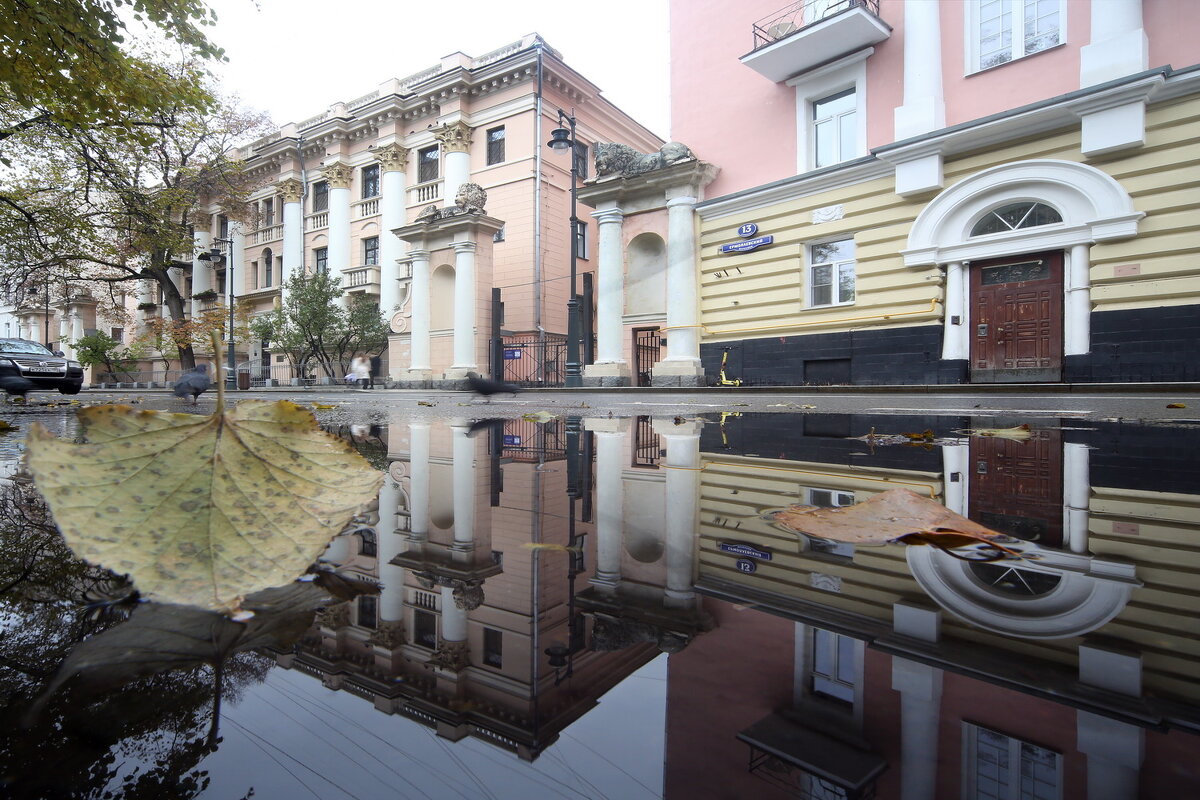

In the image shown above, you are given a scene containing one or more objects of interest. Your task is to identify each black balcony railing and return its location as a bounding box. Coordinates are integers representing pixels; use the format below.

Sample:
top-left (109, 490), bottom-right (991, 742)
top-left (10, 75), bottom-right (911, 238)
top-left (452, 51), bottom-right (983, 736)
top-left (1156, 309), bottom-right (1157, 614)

top-left (751, 0), bottom-right (881, 51)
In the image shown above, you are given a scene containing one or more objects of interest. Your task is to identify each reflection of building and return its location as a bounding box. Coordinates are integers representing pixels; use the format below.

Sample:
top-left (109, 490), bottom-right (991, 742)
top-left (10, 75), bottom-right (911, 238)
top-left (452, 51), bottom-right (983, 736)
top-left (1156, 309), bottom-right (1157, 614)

top-left (667, 412), bottom-right (1200, 798)
top-left (273, 414), bottom-right (712, 759)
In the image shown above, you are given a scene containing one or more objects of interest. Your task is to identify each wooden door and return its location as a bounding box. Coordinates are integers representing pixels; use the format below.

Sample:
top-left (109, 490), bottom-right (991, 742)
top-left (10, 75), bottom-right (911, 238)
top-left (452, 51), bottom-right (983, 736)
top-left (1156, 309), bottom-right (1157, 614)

top-left (970, 251), bottom-right (1063, 383)
top-left (969, 426), bottom-right (1063, 548)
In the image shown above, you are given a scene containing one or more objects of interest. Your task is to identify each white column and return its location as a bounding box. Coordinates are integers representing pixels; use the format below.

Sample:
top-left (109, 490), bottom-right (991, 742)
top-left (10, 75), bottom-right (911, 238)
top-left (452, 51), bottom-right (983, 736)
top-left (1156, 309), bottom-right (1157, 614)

top-left (657, 196), bottom-right (704, 385)
top-left (661, 420), bottom-right (701, 607)
top-left (894, 0), bottom-right (945, 139)
top-left (69, 309), bottom-right (85, 355)
top-left (323, 534), bottom-right (353, 564)
top-left (941, 261), bottom-right (968, 360)
top-left (892, 657), bottom-right (943, 800)
top-left (57, 314), bottom-right (69, 352)
top-left (279, 179), bottom-right (304, 295)
top-left (376, 144), bottom-right (409, 314)
top-left (448, 241), bottom-right (477, 376)
top-left (585, 206), bottom-right (632, 384)
top-left (191, 219), bottom-right (212, 297)
top-left (325, 164), bottom-right (353, 307)
top-left (406, 250), bottom-right (432, 378)
top-left (377, 478), bottom-right (405, 623)
top-left (1064, 442), bottom-right (1091, 554)
top-left (408, 422), bottom-right (431, 542)
top-left (1080, 0), bottom-right (1148, 87)
top-left (592, 428), bottom-right (625, 591)
top-left (1066, 244), bottom-right (1091, 356)
top-left (435, 122), bottom-right (472, 209)
top-left (451, 422), bottom-right (476, 548)
top-left (444, 152), bottom-right (470, 209)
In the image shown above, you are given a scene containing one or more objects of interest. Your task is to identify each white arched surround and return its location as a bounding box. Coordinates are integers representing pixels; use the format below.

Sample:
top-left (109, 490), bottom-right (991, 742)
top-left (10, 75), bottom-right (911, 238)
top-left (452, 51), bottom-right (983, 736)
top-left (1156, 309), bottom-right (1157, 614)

top-left (906, 546), bottom-right (1140, 639)
top-left (902, 160), bottom-right (1144, 360)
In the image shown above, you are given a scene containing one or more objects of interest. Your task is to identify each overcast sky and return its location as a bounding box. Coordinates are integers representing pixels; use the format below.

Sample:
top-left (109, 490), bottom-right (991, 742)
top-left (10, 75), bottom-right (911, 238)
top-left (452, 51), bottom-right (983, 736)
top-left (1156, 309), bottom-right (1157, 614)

top-left (202, 0), bottom-right (672, 140)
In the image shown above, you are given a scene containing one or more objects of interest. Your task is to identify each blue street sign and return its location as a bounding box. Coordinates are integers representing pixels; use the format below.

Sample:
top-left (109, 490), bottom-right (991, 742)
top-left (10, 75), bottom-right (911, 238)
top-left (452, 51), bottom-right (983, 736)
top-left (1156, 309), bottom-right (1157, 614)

top-left (503, 435), bottom-right (522, 446)
top-left (736, 559), bottom-right (758, 574)
top-left (503, 349), bottom-right (522, 359)
top-left (720, 235), bottom-right (774, 254)
top-left (736, 222), bottom-right (759, 238)
top-left (718, 542), bottom-right (773, 560)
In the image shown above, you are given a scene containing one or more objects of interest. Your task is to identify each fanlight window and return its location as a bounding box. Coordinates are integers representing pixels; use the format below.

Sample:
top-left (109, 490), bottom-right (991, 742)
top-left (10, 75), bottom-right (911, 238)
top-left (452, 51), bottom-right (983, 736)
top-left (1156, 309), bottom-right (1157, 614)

top-left (970, 202), bottom-right (1062, 236)
top-left (970, 562), bottom-right (1062, 597)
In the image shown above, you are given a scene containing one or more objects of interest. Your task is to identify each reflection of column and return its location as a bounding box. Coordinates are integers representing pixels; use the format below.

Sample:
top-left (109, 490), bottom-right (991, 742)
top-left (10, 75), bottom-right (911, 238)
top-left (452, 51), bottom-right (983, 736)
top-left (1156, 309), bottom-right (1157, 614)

top-left (377, 478), bottom-right (404, 623)
top-left (405, 250), bottom-right (432, 378)
top-left (662, 420), bottom-right (701, 607)
top-left (592, 426), bottom-right (625, 591)
top-left (1064, 442), bottom-right (1090, 554)
top-left (323, 533), bottom-right (353, 564)
top-left (408, 422), bottom-right (430, 542)
top-left (892, 657), bottom-right (943, 800)
top-left (376, 143), bottom-right (409, 314)
top-left (435, 122), bottom-right (472, 208)
top-left (279, 178), bottom-right (304, 293)
top-left (325, 162), bottom-right (353, 307)
top-left (585, 207), bottom-right (631, 383)
top-left (1078, 642), bottom-right (1144, 800)
top-left (449, 242), bottom-right (477, 375)
top-left (941, 442), bottom-right (969, 515)
top-left (941, 261), bottom-right (967, 360)
top-left (450, 422), bottom-right (476, 548)
top-left (657, 196), bottom-right (703, 384)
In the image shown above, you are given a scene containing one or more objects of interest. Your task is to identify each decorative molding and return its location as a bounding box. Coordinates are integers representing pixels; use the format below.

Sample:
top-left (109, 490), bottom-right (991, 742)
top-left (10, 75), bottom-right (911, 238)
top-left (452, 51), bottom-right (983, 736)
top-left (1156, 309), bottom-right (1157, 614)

top-left (433, 121), bottom-right (473, 154)
top-left (277, 178), bottom-right (304, 203)
top-left (317, 603), bottom-right (350, 628)
top-left (452, 580), bottom-right (485, 610)
top-left (811, 204), bottom-right (844, 224)
top-left (427, 639), bottom-right (470, 672)
top-left (810, 572), bottom-right (842, 592)
top-left (374, 142), bottom-right (410, 173)
top-left (322, 161), bottom-right (353, 189)
top-left (365, 620), bottom-right (405, 649)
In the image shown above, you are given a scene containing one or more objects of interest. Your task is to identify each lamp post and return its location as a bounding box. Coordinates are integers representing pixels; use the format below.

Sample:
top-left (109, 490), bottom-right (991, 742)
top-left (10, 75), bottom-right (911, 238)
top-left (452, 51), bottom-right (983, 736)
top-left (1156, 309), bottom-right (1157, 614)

top-left (199, 238), bottom-right (234, 388)
top-left (547, 109), bottom-right (583, 387)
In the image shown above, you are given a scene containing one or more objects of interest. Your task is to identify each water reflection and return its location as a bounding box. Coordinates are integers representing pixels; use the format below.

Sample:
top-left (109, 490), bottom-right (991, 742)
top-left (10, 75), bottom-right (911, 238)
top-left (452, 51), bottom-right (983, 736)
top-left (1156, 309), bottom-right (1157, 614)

top-left (0, 405), bottom-right (1198, 797)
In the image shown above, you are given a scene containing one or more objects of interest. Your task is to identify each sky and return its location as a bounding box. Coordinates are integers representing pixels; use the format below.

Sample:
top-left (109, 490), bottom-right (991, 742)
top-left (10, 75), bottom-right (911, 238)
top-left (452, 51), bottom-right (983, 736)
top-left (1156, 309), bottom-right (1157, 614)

top-left (202, 0), bottom-right (672, 140)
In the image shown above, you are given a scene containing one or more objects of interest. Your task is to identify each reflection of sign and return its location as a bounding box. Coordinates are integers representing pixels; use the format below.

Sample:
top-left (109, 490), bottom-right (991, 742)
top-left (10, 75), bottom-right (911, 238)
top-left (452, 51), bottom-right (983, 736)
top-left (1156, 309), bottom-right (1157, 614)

top-left (718, 542), bottom-right (773, 560)
top-left (503, 349), bottom-right (522, 360)
top-left (737, 222), bottom-right (759, 238)
top-left (736, 559), bottom-right (757, 574)
top-left (503, 435), bottom-right (522, 446)
top-left (720, 235), bottom-right (773, 254)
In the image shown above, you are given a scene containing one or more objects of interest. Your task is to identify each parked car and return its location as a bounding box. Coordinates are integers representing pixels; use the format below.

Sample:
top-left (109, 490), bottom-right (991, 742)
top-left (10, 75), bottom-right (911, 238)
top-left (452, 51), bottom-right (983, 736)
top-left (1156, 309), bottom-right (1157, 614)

top-left (0, 339), bottom-right (84, 394)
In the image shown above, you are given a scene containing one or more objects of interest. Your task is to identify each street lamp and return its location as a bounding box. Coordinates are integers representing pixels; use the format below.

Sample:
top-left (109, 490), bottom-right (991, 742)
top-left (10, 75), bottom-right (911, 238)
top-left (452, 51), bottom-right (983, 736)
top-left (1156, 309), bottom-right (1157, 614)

top-left (198, 238), bottom-right (234, 388)
top-left (547, 109), bottom-right (583, 387)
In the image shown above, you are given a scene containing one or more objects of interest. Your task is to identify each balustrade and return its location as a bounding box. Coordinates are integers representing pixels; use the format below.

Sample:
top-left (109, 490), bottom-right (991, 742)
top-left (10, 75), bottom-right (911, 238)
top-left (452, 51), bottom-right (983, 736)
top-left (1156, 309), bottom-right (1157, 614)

top-left (306, 212), bottom-right (329, 230)
top-left (253, 224), bottom-right (283, 244)
top-left (409, 181), bottom-right (442, 206)
top-left (354, 197), bottom-right (380, 218)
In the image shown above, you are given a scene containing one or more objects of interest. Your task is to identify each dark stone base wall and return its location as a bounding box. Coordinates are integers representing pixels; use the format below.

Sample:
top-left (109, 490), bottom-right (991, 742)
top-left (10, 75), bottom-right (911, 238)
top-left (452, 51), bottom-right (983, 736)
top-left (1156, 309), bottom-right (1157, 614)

top-left (701, 305), bottom-right (1200, 386)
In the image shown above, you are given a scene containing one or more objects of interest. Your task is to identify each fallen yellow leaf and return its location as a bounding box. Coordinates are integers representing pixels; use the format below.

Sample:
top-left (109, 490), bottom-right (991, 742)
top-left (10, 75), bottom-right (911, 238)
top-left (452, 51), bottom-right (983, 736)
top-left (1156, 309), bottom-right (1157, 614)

top-left (25, 401), bottom-right (383, 611)
top-left (954, 423), bottom-right (1033, 441)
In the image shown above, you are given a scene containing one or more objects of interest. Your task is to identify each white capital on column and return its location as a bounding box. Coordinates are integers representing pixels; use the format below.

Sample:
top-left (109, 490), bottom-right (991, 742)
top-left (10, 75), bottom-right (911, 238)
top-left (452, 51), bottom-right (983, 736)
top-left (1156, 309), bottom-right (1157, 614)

top-left (408, 422), bottom-right (431, 541)
top-left (379, 168), bottom-right (407, 313)
top-left (407, 251), bottom-right (432, 374)
top-left (451, 423), bottom-right (476, 547)
top-left (593, 430), bottom-right (625, 590)
top-left (593, 207), bottom-right (626, 364)
top-left (451, 241), bottom-right (477, 371)
top-left (663, 196), bottom-right (702, 373)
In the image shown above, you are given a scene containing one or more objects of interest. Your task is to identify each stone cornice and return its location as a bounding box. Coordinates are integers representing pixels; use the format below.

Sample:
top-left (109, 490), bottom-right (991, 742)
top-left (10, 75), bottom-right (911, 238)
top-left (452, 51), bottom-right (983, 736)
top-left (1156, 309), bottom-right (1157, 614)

top-left (321, 161), bottom-right (353, 189)
top-left (578, 160), bottom-right (719, 211)
top-left (373, 142), bottom-right (409, 172)
top-left (432, 121), bottom-right (473, 153)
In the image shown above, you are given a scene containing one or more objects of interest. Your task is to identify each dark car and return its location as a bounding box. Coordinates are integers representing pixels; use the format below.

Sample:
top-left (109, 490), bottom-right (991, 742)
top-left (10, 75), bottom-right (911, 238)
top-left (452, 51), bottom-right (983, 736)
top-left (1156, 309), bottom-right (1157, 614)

top-left (0, 339), bottom-right (85, 394)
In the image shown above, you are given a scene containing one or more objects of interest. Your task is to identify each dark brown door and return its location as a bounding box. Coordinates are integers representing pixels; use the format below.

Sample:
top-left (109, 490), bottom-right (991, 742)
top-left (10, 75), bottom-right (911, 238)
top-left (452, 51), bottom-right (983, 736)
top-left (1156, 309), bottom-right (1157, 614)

top-left (969, 426), bottom-right (1063, 548)
top-left (970, 251), bottom-right (1063, 383)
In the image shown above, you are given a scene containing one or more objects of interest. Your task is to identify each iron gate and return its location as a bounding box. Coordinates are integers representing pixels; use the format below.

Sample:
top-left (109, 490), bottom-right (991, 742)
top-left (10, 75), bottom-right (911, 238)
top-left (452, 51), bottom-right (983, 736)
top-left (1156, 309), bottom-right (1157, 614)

top-left (634, 327), bottom-right (663, 387)
top-left (500, 333), bottom-right (567, 386)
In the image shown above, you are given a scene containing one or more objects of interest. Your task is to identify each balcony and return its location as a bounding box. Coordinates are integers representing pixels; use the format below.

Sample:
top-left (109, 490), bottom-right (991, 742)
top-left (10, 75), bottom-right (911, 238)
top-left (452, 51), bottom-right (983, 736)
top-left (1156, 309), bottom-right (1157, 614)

top-left (742, 0), bottom-right (890, 83)
top-left (343, 266), bottom-right (380, 295)
top-left (354, 197), bottom-right (380, 218)
top-left (253, 224), bottom-right (283, 245)
top-left (408, 180), bottom-right (442, 207)
top-left (306, 211), bottom-right (329, 230)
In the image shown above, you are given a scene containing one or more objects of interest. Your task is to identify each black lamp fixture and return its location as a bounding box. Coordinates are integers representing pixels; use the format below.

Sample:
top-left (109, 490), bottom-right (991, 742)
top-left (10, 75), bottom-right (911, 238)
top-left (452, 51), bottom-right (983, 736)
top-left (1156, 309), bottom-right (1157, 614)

top-left (198, 238), bottom-right (234, 388)
top-left (546, 108), bottom-right (583, 387)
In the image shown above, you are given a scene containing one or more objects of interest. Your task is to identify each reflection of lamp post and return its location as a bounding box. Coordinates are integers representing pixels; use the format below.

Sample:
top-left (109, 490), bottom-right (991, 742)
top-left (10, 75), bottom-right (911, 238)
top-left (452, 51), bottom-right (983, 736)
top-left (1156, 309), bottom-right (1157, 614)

top-left (547, 109), bottom-right (583, 387)
top-left (546, 415), bottom-right (587, 685)
top-left (198, 238), bottom-right (233, 388)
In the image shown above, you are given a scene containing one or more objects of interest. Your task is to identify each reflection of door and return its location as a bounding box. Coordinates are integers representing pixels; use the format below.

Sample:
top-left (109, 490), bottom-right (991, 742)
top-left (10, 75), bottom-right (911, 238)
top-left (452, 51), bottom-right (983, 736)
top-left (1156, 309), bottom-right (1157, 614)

top-left (633, 327), bottom-right (662, 387)
top-left (970, 251), bottom-right (1063, 383)
top-left (969, 426), bottom-right (1063, 548)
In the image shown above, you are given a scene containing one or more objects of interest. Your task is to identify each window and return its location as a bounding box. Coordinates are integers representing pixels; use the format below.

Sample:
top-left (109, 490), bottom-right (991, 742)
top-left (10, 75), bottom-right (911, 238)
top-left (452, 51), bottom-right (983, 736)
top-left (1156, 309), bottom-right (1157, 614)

top-left (483, 627), bottom-right (503, 668)
top-left (312, 181), bottom-right (329, 212)
top-left (314, 247), bottom-right (328, 274)
top-left (808, 239), bottom-right (855, 307)
top-left (963, 723), bottom-right (1061, 800)
top-left (249, 261), bottom-right (259, 290)
top-left (359, 529), bottom-right (377, 557)
top-left (972, 0), bottom-right (1062, 72)
top-left (970, 201), bottom-right (1062, 236)
top-left (413, 609), bottom-right (437, 648)
top-left (357, 595), bottom-right (377, 629)
top-left (573, 141), bottom-right (589, 180)
top-left (486, 126), bottom-right (505, 165)
top-left (218, 214), bottom-right (229, 240)
top-left (813, 88), bottom-right (856, 169)
top-left (261, 248), bottom-right (273, 288)
top-left (573, 220), bottom-right (588, 259)
top-left (417, 145), bottom-right (439, 183)
top-left (361, 164), bottom-right (380, 199)
top-left (110, 327), bottom-right (124, 344)
top-left (363, 237), bottom-right (379, 266)
top-left (216, 271), bottom-right (226, 295)
top-left (261, 198), bottom-right (274, 227)
top-left (811, 628), bottom-right (857, 703)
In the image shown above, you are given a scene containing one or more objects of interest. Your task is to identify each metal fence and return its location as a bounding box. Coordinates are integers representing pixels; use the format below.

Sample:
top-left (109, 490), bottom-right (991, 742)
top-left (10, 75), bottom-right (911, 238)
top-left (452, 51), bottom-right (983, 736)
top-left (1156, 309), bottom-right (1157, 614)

top-left (93, 363), bottom-right (332, 389)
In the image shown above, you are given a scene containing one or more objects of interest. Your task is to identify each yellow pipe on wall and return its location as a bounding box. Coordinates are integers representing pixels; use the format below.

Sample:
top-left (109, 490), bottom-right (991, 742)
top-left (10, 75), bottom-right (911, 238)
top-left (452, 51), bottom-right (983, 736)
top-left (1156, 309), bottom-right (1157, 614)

top-left (662, 298), bottom-right (940, 336)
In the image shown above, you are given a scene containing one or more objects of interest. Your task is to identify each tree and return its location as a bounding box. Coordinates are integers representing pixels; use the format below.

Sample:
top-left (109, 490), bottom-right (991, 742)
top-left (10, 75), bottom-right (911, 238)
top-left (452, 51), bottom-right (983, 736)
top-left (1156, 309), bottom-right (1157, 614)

top-left (250, 270), bottom-right (389, 381)
top-left (72, 331), bottom-right (143, 379)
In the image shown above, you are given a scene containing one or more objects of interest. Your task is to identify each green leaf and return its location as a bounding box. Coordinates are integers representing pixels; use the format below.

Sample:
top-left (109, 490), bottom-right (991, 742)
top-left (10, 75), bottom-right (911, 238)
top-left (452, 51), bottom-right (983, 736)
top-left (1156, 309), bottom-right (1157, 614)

top-left (25, 400), bottom-right (384, 610)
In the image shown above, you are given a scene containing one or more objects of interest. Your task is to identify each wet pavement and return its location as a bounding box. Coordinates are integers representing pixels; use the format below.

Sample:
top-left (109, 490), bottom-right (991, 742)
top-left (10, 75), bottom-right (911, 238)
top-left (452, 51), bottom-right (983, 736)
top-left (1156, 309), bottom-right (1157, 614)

top-left (0, 390), bottom-right (1197, 798)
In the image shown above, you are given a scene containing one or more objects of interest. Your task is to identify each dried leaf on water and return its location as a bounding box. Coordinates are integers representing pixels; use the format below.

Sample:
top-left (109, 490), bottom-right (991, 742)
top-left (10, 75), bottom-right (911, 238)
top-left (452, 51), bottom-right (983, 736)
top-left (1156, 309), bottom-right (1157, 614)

top-left (24, 400), bottom-right (384, 611)
top-left (522, 542), bottom-right (583, 553)
top-left (1167, 403), bottom-right (1187, 409)
top-left (522, 411), bottom-right (558, 424)
top-left (953, 423), bottom-right (1033, 440)
top-left (772, 488), bottom-right (1022, 557)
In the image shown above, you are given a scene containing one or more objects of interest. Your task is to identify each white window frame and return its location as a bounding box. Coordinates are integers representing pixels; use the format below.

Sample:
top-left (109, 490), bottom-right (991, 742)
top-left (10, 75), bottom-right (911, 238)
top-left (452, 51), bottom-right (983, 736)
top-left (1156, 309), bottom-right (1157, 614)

top-left (793, 624), bottom-right (865, 727)
top-left (787, 49), bottom-right (870, 174)
top-left (806, 238), bottom-right (856, 308)
top-left (961, 722), bottom-right (1062, 800)
top-left (966, 0), bottom-right (1065, 75)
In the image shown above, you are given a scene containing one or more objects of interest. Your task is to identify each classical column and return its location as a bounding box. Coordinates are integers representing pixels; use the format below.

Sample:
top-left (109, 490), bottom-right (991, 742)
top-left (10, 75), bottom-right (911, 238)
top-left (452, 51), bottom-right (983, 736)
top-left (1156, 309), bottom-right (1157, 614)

top-left (661, 419), bottom-right (701, 607)
top-left (434, 122), bottom-right (472, 208)
top-left (591, 422), bottom-right (626, 592)
top-left (584, 206), bottom-right (631, 385)
top-left (69, 305), bottom-right (85, 355)
top-left (405, 250), bottom-right (432, 380)
top-left (1066, 244), bottom-right (1091, 356)
top-left (1080, 0), bottom-right (1147, 87)
top-left (448, 241), bottom-right (477, 377)
top-left (450, 421), bottom-right (476, 550)
top-left (941, 261), bottom-right (967, 361)
top-left (941, 442), bottom-right (969, 515)
top-left (894, 0), bottom-right (945, 139)
top-left (324, 162), bottom-right (353, 306)
top-left (1077, 643), bottom-right (1145, 800)
top-left (376, 143), bottom-right (409, 314)
top-left (408, 422), bottom-right (431, 542)
top-left (138, 279), bottom-right (156, 332)
top-left (1064, 442), bottom-right (1091, 554)
top-left (377, 478), bottom-right (406, 632)
top-left (656, 196), bottom-right (704, 386)
top-left (892, 657), bottom-right (943, 800)
top-left (190, 212), bottom-right (213, 299)
top-left (278, 178), bottom-right (304, 292)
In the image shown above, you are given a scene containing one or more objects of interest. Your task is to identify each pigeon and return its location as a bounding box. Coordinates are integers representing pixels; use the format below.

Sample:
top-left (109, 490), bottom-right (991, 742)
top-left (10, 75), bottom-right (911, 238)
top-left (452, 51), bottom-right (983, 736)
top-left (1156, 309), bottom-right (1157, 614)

top-left (0, 375), bottom-right (34, 400)
top-left (173, 364), bottom-right (212, 405)
top-left (465, 371), bottom-right (520, 403)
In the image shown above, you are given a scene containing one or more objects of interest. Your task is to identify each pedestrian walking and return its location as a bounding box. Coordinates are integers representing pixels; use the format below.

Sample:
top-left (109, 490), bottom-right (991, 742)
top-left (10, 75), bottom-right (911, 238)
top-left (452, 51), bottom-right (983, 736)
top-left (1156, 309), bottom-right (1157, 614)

top-left (350, 356), bottom-right (370, 390)
top-left (369, 354), bottom-right (382, 388)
